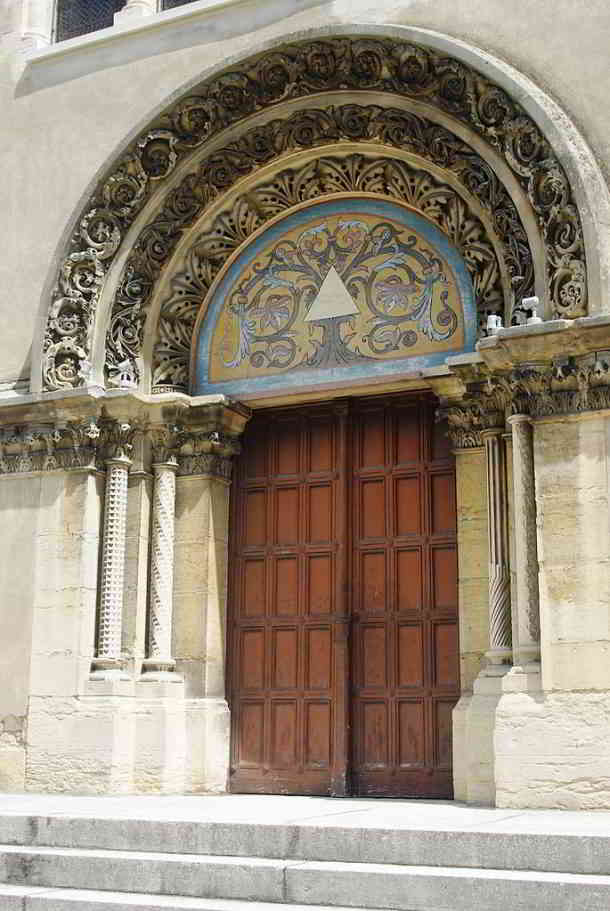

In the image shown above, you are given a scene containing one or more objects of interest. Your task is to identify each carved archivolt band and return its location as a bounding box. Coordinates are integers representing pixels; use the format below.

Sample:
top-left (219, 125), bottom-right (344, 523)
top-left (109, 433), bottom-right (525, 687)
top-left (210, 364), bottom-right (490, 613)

top-left (41, 36), bottom-right (586, 392)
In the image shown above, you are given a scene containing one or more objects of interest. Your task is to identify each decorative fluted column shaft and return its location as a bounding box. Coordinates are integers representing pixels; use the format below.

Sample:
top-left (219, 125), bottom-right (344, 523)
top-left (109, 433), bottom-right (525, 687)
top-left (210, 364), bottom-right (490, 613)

top-left (482, 427), bottom-right (512, 665)
top-left (508, 414), bottom-right (541, 668)
top-left (93, 456), bottom-right (131, 673)
top-left (143, 457), bottom-right (179, 676)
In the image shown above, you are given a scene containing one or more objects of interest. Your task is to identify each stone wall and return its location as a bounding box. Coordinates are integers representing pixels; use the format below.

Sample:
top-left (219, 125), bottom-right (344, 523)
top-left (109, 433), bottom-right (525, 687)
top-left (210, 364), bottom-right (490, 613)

top-left (494, 415), bottom-right (610, 809)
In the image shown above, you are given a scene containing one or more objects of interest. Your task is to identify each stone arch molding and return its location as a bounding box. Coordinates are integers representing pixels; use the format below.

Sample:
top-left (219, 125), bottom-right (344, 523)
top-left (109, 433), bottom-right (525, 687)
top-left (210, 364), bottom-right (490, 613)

top-left (39, 32), bottom-right (596, 394)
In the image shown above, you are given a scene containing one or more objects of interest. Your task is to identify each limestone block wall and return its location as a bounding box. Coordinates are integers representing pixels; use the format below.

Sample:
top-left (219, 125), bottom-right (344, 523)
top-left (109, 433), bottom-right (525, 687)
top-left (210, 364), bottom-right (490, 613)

top-left (0, 474), bottom-right (40, 790)
top-left (173, 473), bottom-right (232, 792)
top-left (494, 415), bottom-right (610, 809)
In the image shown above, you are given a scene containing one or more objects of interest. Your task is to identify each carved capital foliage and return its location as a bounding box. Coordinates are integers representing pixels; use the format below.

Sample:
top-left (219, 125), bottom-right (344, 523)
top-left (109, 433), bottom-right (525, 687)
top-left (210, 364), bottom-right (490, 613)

top-left (0, 420), bottom-right (103, 474)
top-left (442, 402), bottom-right (484, 449)
top-left (100, 419), bottom-right (141, 462)
top-left (41, 37), bottom-right (587, 393)
top-left (177, 429), bottom-right (241, 480)
top-left (150, 423), bottom-right (188, 465)
top-left (445, 349), bottom-right (610, 436)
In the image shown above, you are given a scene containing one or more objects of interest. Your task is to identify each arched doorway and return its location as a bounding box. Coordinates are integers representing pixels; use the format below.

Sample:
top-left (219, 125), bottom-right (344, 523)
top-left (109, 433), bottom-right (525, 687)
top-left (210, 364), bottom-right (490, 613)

top-left (196, 194), bottom-right (466, 797)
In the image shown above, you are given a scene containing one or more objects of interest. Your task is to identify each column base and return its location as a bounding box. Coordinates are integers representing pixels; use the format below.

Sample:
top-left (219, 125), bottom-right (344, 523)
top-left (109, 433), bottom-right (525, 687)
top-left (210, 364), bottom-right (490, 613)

top-left (140, 658), bottom-right (181, 681)
top-left (90, 658), bottom-right (130, 681)
top-left (485, 647), bottom-right (513, 666)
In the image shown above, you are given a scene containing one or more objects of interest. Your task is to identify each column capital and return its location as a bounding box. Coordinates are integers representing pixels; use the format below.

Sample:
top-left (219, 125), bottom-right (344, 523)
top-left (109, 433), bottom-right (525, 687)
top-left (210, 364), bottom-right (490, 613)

top-left (100, 418), bottom-right (141, 463)
top-left (507, 413), bottom-right (533, 427)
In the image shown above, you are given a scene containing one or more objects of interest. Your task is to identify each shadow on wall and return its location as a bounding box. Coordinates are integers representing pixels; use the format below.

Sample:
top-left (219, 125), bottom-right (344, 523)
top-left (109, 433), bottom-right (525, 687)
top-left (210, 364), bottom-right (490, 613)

top-left (15, 0), bottom-right (326, 96)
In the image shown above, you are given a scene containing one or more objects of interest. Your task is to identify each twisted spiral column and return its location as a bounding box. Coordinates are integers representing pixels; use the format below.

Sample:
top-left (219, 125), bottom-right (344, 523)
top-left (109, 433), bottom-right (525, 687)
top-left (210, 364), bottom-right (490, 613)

top-left (482, 428), bottom-right (512, 665)
top-left (143, 459), bottom-right (178, 676)
top-left (92, 455), bottom-right (131, 675)
top-left (508, 414), bottom-right (541, 668)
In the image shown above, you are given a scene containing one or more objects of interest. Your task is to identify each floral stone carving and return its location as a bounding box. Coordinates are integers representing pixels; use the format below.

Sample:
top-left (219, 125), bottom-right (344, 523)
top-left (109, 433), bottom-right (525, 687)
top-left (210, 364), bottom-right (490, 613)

top-left (41, 37), bottom-right (586, 392)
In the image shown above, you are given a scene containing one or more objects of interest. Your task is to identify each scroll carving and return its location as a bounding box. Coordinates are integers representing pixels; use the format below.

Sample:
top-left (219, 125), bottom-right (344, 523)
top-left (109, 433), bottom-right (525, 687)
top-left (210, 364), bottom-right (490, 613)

top-left (40, 37), bottom-right (586, 392)
top-left (153, 153), bottom-right (505, 393)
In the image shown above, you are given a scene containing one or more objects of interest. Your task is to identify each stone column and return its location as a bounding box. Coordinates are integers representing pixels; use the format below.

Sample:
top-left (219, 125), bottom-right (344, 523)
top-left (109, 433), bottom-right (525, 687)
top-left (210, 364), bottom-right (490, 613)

top-left (142, 428), bottom-right (182, 678)
top-left (507, 414), bottom-right (541, 668)
top-left (482, 427), bottom-right (512, 666)
top-left (91, 422), bottom-right (136, 678)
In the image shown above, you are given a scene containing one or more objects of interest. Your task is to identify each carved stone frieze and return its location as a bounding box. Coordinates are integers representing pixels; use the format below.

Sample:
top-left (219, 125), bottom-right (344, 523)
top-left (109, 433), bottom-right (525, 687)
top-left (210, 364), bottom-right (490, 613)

top-left (153, 153), bottom-right (506, 392)
top-left (41, 37), bottom-right (587, 392)
top-left (443, 350), bottom-right (610, 440)
top-left (0, 420), bottom-right (102, 474)
top-left (483, 351), bottom-right (610, 418)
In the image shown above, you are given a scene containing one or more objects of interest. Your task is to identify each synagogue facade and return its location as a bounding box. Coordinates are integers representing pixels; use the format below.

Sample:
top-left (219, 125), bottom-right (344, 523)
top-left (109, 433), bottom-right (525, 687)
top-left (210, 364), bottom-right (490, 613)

top-left (1, 0), bottom-right (609, 809)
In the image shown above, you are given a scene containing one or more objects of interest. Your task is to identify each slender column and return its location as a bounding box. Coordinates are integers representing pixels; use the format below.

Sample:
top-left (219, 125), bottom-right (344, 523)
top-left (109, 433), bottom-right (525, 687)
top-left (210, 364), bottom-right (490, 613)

top-left (142, 457), bottom-right (179, 676)
top-left (91, 421), bottom-right (136, 678)
top-left (482, 427), bottom-right (512, 665)
top-left (92, 456), bottom-right (131, 675)
top-left (507, 414), bottom-right (541, 668)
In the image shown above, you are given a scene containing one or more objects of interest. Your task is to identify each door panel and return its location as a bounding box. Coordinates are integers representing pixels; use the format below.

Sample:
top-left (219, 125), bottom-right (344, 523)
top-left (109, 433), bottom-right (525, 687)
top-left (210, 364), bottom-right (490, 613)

top-left (350, 397), bottom-right (459, 798)
top-left (229, 406), bottom-right (345, 795)
top-left (228, 395), bottom-right (459, 798)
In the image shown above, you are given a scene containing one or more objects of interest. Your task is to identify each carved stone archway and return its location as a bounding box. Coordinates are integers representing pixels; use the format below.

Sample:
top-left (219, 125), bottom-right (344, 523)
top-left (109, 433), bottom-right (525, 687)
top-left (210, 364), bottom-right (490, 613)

top-left (40, 33), bottom-right (595, 394)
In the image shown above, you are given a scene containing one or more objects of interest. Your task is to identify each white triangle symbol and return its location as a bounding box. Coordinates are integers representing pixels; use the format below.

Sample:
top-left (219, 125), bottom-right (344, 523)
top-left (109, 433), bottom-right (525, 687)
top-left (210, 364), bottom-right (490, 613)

top-left (305, 265), bottom-right (360, 322)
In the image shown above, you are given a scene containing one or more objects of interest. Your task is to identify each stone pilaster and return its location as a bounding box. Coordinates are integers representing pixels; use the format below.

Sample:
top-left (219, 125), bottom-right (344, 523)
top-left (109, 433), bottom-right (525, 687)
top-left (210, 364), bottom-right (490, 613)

top-left (482, 427), bottom-right (512, 666)
top-left (91, 421), bottom-right (137, 678)
top-left (507, 414), bottom-right (541, 668)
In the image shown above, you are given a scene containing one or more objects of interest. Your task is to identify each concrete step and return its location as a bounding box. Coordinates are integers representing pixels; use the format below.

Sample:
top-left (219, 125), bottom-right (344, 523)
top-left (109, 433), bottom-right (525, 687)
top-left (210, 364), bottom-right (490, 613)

top-left (0, 885), bottom-right (387, 911)
top-left (1, 846), bottom-right (610, 911)
top-left (0, 813), bottom-right (609, 875)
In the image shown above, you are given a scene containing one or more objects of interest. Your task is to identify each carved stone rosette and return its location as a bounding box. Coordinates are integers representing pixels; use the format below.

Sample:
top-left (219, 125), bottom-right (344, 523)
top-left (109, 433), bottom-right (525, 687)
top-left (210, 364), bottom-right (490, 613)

top-left (508, 414), bottom-right (540, 667)
top-left (481, 427), bottom-right (512, 665)
top-left (91, 421), bottom-right (138, 677)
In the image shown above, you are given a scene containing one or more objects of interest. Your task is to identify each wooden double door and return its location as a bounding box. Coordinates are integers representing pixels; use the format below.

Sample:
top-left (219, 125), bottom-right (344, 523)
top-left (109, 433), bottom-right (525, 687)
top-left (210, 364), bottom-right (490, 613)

top-left (228, 394), bottom-right (459, 798)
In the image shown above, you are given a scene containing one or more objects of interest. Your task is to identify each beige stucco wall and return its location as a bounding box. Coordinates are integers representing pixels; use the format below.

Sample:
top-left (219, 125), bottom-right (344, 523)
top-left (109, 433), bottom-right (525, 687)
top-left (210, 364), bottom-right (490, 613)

top-left (0, 0), bottom-right (609, 386)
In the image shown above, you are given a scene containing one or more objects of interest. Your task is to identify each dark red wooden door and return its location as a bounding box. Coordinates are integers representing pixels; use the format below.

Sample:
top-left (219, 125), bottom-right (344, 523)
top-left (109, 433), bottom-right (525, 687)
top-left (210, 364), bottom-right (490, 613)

top-left (228, 404), bottom-right (349, 795)
top-left (228, 395), bottom-right (458, 797)
top-left (349, 397), bottom-right (459, 797)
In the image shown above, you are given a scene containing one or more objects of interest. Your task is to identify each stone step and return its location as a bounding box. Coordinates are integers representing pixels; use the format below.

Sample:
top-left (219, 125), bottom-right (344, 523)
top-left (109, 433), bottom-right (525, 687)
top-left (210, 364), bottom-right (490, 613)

top-left (1, 846), bottom-right (610, 911)
top-left (0, 885), bottom-right (387, 911)
top-left (0, 813), bottom-right (608, 875)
